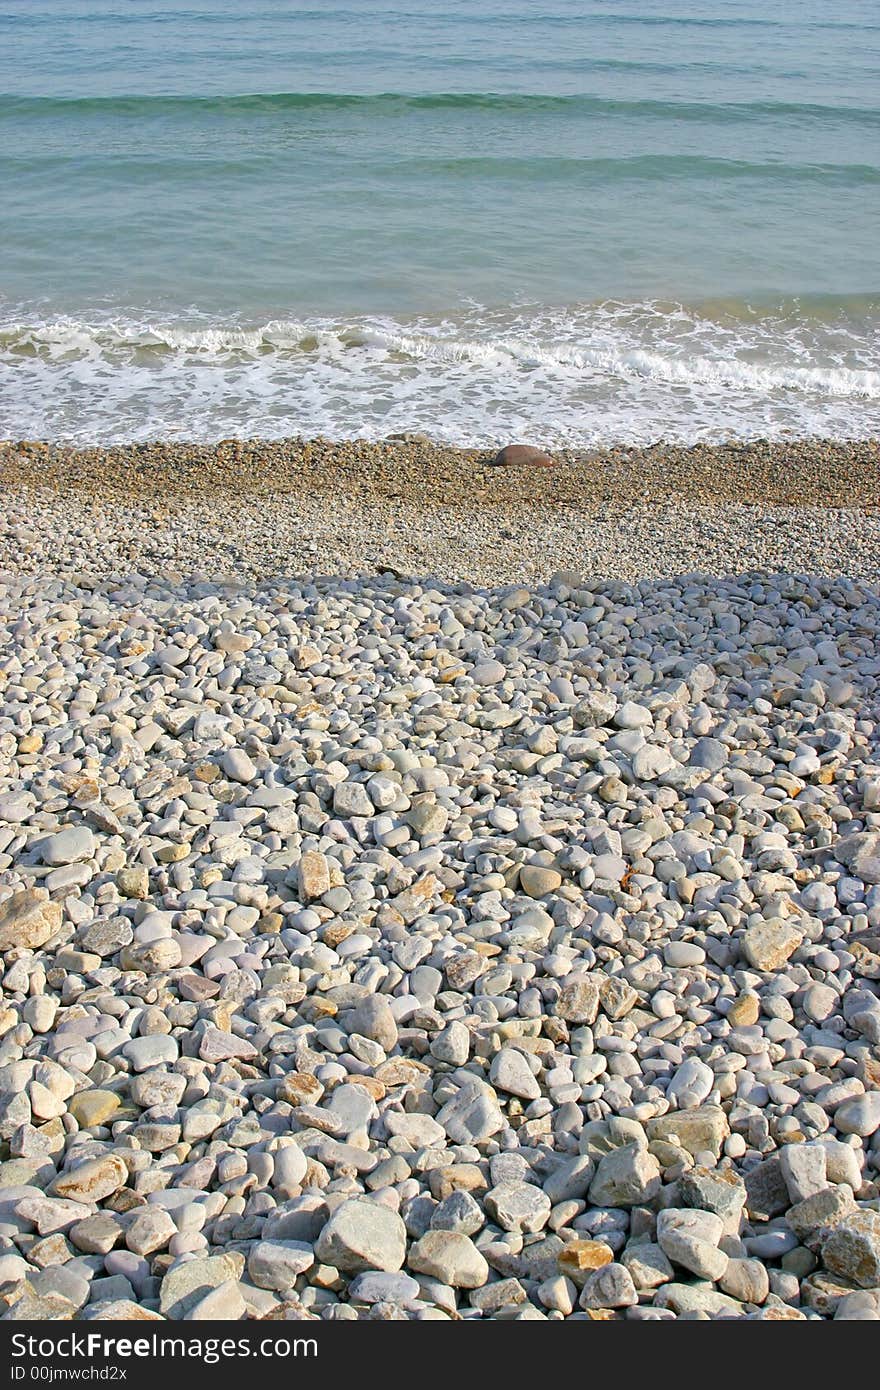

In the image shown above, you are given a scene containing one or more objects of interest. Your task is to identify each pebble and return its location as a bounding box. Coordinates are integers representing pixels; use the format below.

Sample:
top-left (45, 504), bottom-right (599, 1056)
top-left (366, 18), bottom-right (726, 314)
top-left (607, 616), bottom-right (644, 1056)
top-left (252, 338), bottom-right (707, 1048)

top-left (159, 1255), bottom-right (242, 1319)
top-left (666, 1057), bottom-right (714, 1110)
top-left (484, 1181), bottom-right (552, 1234)
top-left (742, 918), bottom-right (804, 972)
top-left (247, 1240), bottom-right (315, 1289)
top-left (0, 890), bottom-right (62, 950)
top-left (314, 1200), bottom-right (406, 1274)
top-left (50, 1156), bottom-right (128, 1205)
top-left (185, 1279), bottom-right (247, 1322)
top-left (822, 1212), bottom-right (880, 1288)
top-left (489, 1047), bottom-right (541, 1101)
top-left (834, 1093), bottom-right (880, 1138)
top-left (779, 1145), bottom-right (828, 1204)
top-left (579, 1261), bottom-right (638, 1309)
top-left (42, 827), bottom-right (95, 867)
top-left (408, 1231), bottom-right (490, 1288)
top-left (589, 1145), bottom-right (661, 1208)
top-left (657, 1208), bottom-right (729, 1282)
top-left (348, 1271), bottom-right (421, 1305)
top-left (0, 562), bottom-right (875, 1323)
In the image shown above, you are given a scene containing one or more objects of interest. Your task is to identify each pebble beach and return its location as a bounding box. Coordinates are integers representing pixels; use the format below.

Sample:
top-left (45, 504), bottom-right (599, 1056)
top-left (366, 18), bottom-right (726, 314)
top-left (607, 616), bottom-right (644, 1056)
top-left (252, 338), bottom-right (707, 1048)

top-left (2, 436), bottom-right (879, 584)
top-left (0, 436), bottom-right (878, 1322)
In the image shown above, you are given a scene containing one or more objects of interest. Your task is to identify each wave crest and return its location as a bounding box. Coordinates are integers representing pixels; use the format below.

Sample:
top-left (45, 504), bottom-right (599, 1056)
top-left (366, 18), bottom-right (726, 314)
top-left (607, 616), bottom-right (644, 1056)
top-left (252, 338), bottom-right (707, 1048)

top-left (1, 298), bottom-right (879, 446)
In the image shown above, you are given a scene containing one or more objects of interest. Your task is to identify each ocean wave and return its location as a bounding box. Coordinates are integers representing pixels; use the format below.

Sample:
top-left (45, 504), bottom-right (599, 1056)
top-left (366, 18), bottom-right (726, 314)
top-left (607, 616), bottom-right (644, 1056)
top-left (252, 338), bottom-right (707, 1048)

top-left (4, 91), bottom-right (880, 126)
top-left (3, 308), bottom-right (879, 400)
top-left (387, 154), bottom-right (880, 184)
top-left (2, 299), bottom-right (879, 447)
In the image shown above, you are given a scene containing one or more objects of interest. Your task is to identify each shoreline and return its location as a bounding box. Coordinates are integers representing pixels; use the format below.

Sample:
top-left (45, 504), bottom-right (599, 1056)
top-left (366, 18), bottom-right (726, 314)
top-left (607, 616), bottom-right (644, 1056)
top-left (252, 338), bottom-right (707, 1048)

top-left (1, 437), bottom-right (878, 585)
top-left (3, 436), bottom-right (879, 507)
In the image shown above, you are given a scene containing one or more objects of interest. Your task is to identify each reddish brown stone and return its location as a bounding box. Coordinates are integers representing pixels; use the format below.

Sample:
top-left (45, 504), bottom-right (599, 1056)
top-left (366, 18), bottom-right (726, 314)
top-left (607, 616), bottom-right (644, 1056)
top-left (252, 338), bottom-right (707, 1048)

top-left (491, 444), bottom-right (555, 468)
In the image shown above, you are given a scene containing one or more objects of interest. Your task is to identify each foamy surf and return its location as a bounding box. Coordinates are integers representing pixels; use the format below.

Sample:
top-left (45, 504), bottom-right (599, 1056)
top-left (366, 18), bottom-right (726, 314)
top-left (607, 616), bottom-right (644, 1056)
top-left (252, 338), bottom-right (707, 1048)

top-left (1, 299), bottom-right (878, 446)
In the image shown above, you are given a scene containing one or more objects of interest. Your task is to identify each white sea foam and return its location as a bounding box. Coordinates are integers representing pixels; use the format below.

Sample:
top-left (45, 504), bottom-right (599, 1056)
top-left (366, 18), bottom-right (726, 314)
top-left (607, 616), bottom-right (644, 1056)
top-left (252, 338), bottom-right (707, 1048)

top-left (1, 300), bottom-right (878, 446)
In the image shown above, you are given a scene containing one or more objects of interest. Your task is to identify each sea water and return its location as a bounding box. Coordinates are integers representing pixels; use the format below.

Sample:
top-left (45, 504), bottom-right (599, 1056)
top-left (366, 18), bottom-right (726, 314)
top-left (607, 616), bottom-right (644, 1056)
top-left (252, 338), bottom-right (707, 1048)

top-left (1, 0), bottom-right (878, 445)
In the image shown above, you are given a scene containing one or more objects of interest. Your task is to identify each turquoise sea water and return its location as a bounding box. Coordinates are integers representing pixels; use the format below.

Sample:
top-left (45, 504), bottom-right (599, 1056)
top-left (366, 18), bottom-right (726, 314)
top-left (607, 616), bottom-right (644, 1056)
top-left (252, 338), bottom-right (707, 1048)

top-left (1, 0), bottom-right (879, 445)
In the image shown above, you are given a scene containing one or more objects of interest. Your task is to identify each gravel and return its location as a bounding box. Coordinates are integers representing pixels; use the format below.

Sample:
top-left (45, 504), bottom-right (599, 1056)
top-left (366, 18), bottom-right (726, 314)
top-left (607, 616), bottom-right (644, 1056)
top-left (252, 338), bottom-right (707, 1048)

top-left (0, 437), bottom-right (878, 1321)
top-left (0, 437), bottom-right (877, 585)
